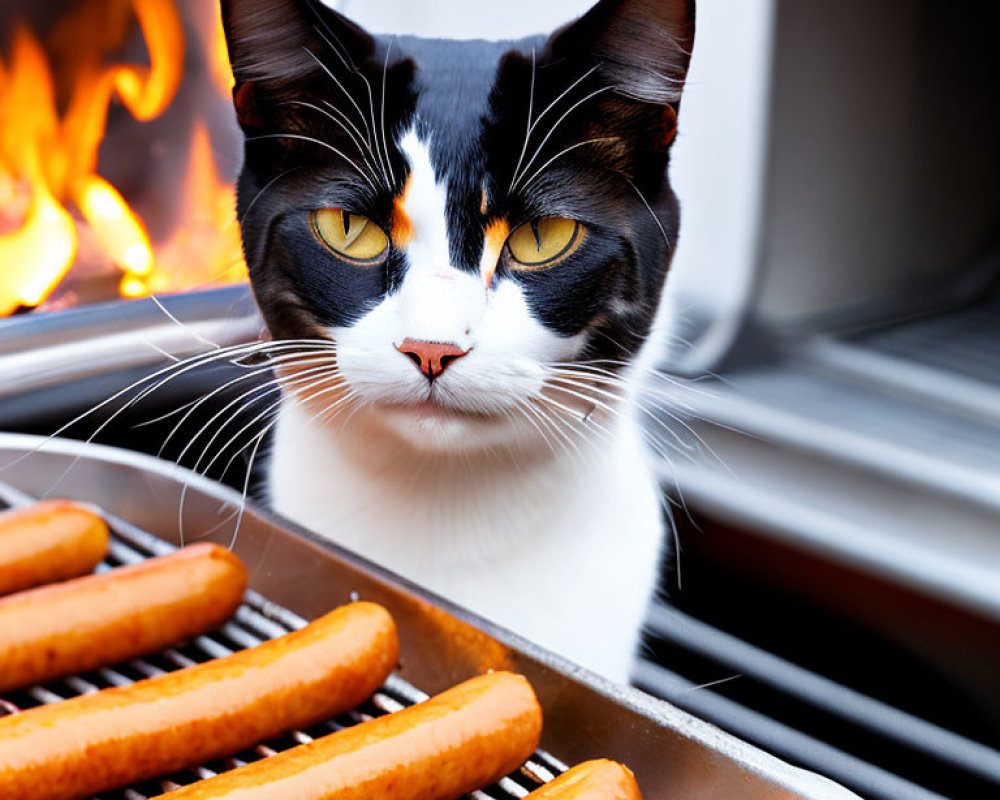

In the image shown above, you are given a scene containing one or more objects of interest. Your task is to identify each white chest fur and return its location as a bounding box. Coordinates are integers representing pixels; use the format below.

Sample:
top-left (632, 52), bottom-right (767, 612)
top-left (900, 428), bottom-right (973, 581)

top-left (266, 399), bottom-right (664, 683)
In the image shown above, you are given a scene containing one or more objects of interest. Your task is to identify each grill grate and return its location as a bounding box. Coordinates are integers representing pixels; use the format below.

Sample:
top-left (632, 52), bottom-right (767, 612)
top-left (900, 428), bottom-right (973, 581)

top-left (848, 292), bottom-right (1000, 388)
top-left (0, 505), bottom-right (566, 800)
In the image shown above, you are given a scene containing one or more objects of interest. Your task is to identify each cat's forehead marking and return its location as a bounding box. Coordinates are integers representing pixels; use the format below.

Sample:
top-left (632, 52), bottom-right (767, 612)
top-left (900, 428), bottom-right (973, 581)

top-left (480, 219), bottom-right (509, 288)
top-left (391, 177), bottom-right (415, 249)
top-left (399, 127), bottom-right (508, 287)
top-left (397, 128), bottom-right (453, 277)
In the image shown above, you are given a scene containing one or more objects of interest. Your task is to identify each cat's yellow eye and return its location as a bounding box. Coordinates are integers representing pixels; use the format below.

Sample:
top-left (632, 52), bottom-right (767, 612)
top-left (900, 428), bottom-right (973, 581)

top-left (507, 217), bottom-right (585, 270)
top-left (310, 208), bottom-right (389, 264)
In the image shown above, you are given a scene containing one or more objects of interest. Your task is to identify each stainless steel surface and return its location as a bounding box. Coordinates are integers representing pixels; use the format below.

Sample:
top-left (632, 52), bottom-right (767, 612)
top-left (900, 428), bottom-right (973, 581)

top-left (654, 346), bottom-right (1000, 622)
top-left (0, 504), bottom-right (563, 799)
top-left (0, 432), bottom-right (858, 800)
top-left (638, 604), bottom-right (1000, 799)
top-left (0, 287), bottom-right (262, 424)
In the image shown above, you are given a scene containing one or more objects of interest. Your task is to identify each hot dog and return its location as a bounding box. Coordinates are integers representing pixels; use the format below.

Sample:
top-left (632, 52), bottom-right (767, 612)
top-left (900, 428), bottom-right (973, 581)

top-left (525, 760), bottom-right (643, 800)
top-left (155, 671), bottom-right (542, 800)
top-left (0, 542), bottom-right (246, 692)
top-left (0, 600), bottom-right (398, 800)
top-left (0, 500), bottom-right (109, 595)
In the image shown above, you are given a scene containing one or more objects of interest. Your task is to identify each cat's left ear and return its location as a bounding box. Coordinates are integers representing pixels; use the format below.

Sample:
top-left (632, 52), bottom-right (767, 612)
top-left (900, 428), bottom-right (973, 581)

top-left (220, 0), bottom-right (376, 129)
top-left (546, 0), bottom-right (695, 109)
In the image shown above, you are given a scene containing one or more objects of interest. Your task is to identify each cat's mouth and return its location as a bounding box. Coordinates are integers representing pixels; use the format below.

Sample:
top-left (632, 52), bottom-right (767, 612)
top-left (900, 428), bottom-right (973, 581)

top-left (377, 398), bottom-right (495, 421)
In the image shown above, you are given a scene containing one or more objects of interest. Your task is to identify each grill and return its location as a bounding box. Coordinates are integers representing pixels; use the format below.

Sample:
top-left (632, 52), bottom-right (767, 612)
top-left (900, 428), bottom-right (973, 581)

top-left (0, 429), bottom-right (854, 800)
top-left (0, 480), bottom-right (565, 799)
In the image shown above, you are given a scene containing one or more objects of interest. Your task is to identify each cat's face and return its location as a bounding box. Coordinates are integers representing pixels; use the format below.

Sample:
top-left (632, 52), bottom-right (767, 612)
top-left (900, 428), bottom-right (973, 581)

top-left (221, 0), bottom-right (694, 450)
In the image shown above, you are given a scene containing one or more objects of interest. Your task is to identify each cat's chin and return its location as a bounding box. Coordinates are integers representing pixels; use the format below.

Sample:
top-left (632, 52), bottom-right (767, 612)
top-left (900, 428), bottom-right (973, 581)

top-left (367, 400), bottom-right (520, 453)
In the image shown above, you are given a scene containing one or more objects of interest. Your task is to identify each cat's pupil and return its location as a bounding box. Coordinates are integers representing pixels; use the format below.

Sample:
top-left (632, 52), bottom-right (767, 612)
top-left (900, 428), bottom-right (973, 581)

top-left (342, 212), bottom-right (352, 237)
top-left (530, 220), bottom-right (542, 252)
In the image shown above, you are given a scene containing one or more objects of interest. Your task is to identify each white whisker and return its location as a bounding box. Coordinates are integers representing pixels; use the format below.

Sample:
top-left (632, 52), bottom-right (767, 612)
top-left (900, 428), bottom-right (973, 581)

top-left (512, 85), bottom-right (615, 192)
top-left (510, 64), bottom-right (601, 191)
top-left (518, 137), bottom-right (618, 194)
top-left (246, 133), bottom-right (378, 190)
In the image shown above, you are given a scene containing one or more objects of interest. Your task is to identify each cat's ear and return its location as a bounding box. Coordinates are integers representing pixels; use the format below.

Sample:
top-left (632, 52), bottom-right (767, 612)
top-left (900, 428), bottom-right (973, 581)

top-left (220, 0), bottom-right (375, 127)
top-left (546, 0), bottom-right (695, 107)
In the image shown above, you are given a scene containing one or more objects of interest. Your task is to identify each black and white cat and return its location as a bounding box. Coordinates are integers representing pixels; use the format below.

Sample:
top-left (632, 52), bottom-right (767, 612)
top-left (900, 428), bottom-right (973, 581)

top-left (220, 0), bottom-right (694, 682)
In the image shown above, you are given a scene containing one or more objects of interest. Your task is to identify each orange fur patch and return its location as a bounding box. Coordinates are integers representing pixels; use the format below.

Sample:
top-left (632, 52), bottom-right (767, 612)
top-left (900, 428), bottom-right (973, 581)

top-left (481, 218), bottom-right (509, 287)
top-left (391, 177), bottom-right (415, 249)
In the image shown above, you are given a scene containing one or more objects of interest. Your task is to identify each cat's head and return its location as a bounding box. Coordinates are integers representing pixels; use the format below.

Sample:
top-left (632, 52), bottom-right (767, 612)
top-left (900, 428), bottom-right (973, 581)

top-left (221, 0), bottom-right (694, 451)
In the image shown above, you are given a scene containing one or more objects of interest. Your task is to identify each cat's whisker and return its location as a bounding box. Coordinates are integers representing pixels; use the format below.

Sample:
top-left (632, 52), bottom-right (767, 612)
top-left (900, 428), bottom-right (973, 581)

top-left (544, 375), bottom-right (688, 467)
top-left (284, 101), bottom-right (380, 180)
top-left (308, 26), bottom-right (392, 190)
top-left (510, 47), bottom-right (537, 192)
top-left (11, 340), bottom-right (319, 495)
top-left (240, 168), bottom-right (305, 226)
top-left (173, 371), bottom-right (330, 488)
top-left (178, 399), bottom-right (281, 547)
top-left (164, 356), bottom-right (336, 465)
top-left (628, 179), bottom-right (671, 250)
top-left (357, 66), bottom-right (391, 189)
top-left (319, 99), bottom-right (379, 164)
top-left (518, 137), bottom-right (619, 194)
top-left (555, 359), bottom-right (741, 438)
top-left (510, 398), bottom-right (558, 461)
top-left (229, 429), bottom-right (268, 550)
top-left (130, 343), bottom-right (331, 426)
top-left (511, 85), bottom-right (616, 192)
top-left (527, 394), bottom-right (595, 465)
top-left (380, 37), bottom-right (397, 188)
top-left (136, 350), bottom-right (330, 430)
top-left (246, 133), bottom-right (379, 191)
top-left (298, 383), bottom-right (359, 430)
top-left (509, 63), bottom-right (601, 191)
top-left (216, 367), bottom-right (358, 553)
top-left (548, 372), bottom-right (698, 455)
top-left (516, 398), bottom-right (573, 465)
top-left (214, 375), bottom-right (353, 496)
top-left (148, 294), bottom-right (220, 350)
top-left (178, 367), bottom-right (343, 545)
top-left (301, 44), bottom-right (377, 155)
top-left (139, 338), bottom-right (181, 362)
top-left (541, 382), bottom-right (692, 568)
top-left (547, 359), bottom-right (726, 407)
top-left (550, 369), bottom-right (741, 485)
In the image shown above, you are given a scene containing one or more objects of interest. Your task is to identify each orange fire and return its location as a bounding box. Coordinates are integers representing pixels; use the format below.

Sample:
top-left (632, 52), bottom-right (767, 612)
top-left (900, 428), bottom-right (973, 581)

top-left (0, 0), bottom-right (246, 316)
top-left (136, 123), bottom-right (246, 297)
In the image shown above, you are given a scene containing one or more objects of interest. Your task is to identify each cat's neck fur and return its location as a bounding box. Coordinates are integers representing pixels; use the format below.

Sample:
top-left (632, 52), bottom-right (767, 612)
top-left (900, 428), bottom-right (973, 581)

top-left (266, 379), bottom-right (664, 682)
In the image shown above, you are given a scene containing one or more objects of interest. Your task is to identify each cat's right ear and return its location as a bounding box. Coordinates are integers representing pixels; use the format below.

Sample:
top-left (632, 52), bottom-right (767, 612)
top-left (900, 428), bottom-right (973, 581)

top-left (546, 0), bottom-right (695, 108)
top-left (220, 0), bottom-right (374, 128)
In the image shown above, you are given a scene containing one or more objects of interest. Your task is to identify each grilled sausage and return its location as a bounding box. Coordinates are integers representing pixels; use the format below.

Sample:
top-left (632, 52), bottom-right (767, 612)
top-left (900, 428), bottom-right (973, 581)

top-left (156, 671), bottom-right (542, 800)
top-left (0, 500), bottom-right (109, 595)
top-left (526, 760), bottom-right (642, 800)
top-left (0, 601), bottom-right (398, 800)
top-left (0, 542), bottom-right (246, 692)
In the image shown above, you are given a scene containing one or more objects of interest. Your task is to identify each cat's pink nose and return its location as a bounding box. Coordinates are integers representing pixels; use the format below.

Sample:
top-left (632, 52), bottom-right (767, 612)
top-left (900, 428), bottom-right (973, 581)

top-left (396, 338), bottom-right (470, 381)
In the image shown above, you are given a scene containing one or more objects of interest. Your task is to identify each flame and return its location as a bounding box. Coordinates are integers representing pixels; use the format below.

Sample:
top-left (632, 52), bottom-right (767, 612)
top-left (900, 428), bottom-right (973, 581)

top-left (0, 28), bottom-right (74, 315)
top-left (0, 0), bottom-right (244, 315)
top-left (210, 7), bottom-right (237, 97)
top-left (136, 123), bottom-right (246, 297)
top-left (0, 148), bottom-right (76, 316)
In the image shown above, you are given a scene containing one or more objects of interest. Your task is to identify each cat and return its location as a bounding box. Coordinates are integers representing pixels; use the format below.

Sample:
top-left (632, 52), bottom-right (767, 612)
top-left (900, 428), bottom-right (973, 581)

top-left (219, 0), bottom-right (695, 682)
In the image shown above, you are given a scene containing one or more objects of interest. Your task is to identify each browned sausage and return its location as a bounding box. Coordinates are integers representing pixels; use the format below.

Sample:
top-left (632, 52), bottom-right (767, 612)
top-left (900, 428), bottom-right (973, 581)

top-left (525, 760), bottom-right (643, 799)
top-left (0, 601), bottom-right (398, 800)
top-left (0, 542), bottom-right (246, 691)
top-left (156, 671), bottom-right (542, 800)
top-left (0, 500), bottom-right (108, 595)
